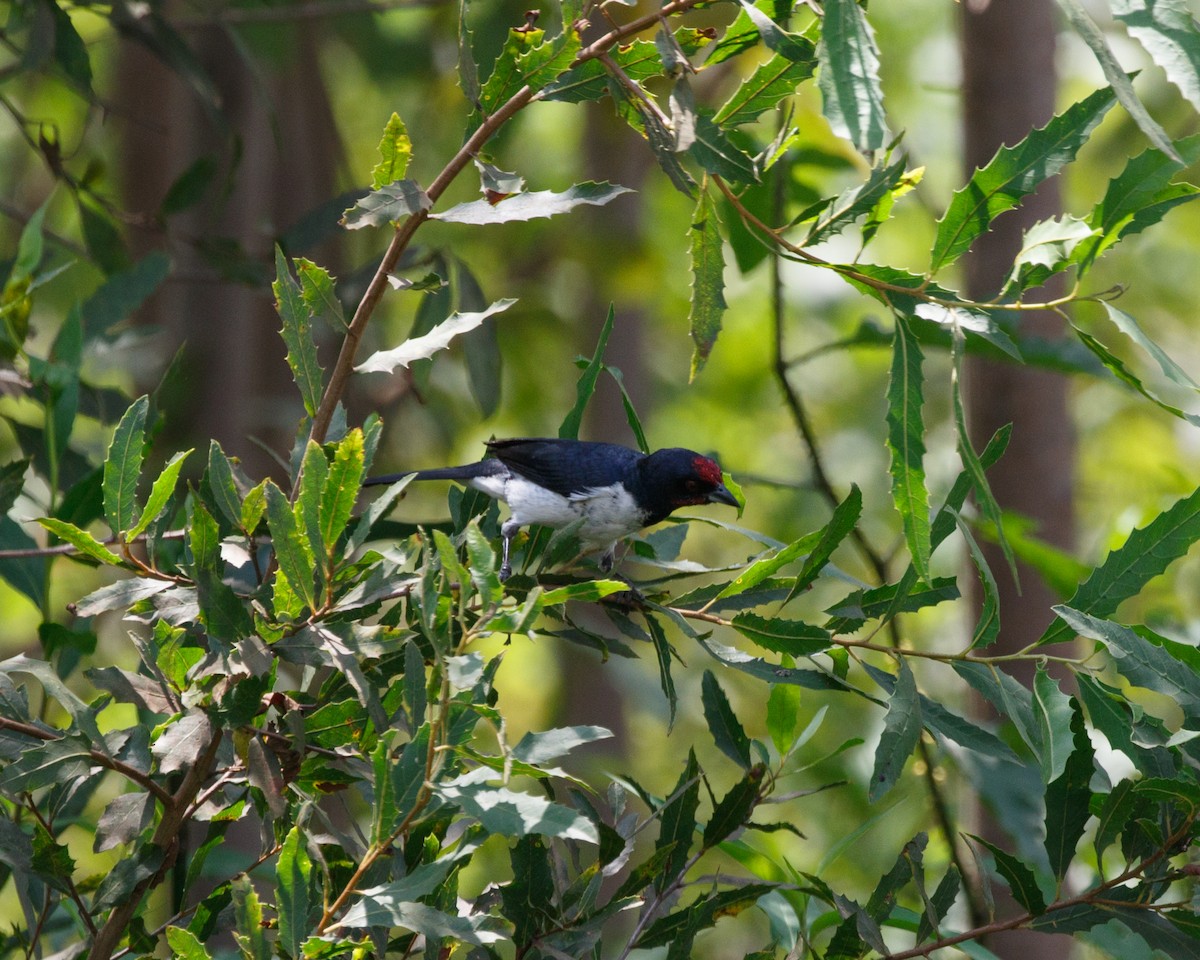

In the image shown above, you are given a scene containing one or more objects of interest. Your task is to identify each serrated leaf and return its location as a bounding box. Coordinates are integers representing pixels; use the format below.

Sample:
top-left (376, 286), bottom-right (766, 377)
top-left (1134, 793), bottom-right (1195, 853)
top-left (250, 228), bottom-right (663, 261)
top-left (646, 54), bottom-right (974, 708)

top-left (560, 304), bottom-right (612, 440)
top-left (166, 926), bottom-right (212, 960)
top-left (1004, 215), bottom-right (1098, 294)
top-left (1032, 666), bottom-right (1075, 784)
top-left (957, 514), bottom-right (1001, 649)
top-left (276, 826), bottom-right (313, 958)
top-left (539, 580), bottom-right (629, 604)
top-left (295, 257), bottom-right (346, 331)
top-left (103, 395), bottom-right (149, 536)
top-left (931, 85), bottom-right (1117, 272)
top-left (702, 765), bottom-right (765, 848)
top-left (655, 750), bottom-right (700, 893)
top-left (787, 484), bottom-right (862, 602)
top-left (355, 299), bottom-right (515, 375)
top-left (342, 179), bottom-right (432, 229)
top-left (689, 113), bottom-right (759, 183)
top-left (1073, 323), bottom-right (1200, 426)
top-left (951, 330), bottom-right (1019, 587)
top-left (436, 779), bottom-right (599, 843)
top-left (320, 428), bottom-right (364, 559)
top-left (967, 835), bottom-right (1046, 915)
top-left (886, 316), bottom-right (931, 581)
top-left (715, 530), bottom-right (820, 602)
top-left (818, 0), bottom-right (888, 153)
top-left (265, 481), bottom-right (315, 609)
top-left (802, 155), bottom-right (907, 246)
top-left (688, 188), bottom-right (727, 379)
top-left (38, 517), bottom-right (125, 567)
top-left (731, 612), bottom-right (832, 657)
top-left (1040, 485), bottom-right (1200, 645)
top-left (646, 614), bottom-right (679, 727)
top-left (371, 112), bottom-right (412, 189)
top-left (432, 181), bottom-right (632, 224)
top-left (273, 247), bottom-right (324, 416)
top-left (701, 670), bottom-right (751, 769)
top-left (206, 441), bottom-right (243, 529)
top-left (457, 0), bottom-right (480, 103)
top-left (870, 658), bottom-right (921, 801)
top-left (713, 53), bottom-right (816, 126)
top-left (543, 39), bottom-right (661, 102)
top-left (1055, 606), bottom-right (1200, 713)
top-left (1057, 0), bottom-right (1180, 161)
top-left (1076, 134), bottom-right (1200, 271)
top-left (127, 449), bottom-right (192, 541)
top-left (606, 74), bottom-right (696, 197)
top-left (636, 883), bottom-right (775, 949)
top-left (1043, 702), bottom-right (1093, 881)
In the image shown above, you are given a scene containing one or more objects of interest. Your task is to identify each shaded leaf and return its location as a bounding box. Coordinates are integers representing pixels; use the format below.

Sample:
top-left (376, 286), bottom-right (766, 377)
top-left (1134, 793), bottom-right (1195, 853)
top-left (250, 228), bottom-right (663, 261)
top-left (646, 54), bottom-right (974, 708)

top-left (1043, 702), bottom-right (1093, 881)
top-left (701, 670), bottom-right (752, 769)
top-left (967, 834), bottom-right (1046, 915)
top-left (103, 395), bottom-right (149, 536)
top-left (1041, 485), bottom-right (1200, 645)
top-left (342, 179), bottom-right (432, 229)
top-left (731, 612), bottom-right (832, 657)
top-left (688, 187), bottom-right (727, 379)
top-left (870, 658), bottom-right (921, 801)
top-left (818, 0), bottom-right (888, 153)
top-left (273, 247), bottom-right (324, 416)
top-left (714, 53), bottom-right (816, 126)
top-left (702, 764), bottom-right (765, 848)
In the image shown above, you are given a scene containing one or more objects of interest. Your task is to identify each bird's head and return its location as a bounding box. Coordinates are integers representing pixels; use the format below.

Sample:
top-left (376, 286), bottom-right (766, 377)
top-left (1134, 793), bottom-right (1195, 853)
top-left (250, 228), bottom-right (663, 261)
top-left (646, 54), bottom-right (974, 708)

top-left (636, 448), bottom-right (739, 522)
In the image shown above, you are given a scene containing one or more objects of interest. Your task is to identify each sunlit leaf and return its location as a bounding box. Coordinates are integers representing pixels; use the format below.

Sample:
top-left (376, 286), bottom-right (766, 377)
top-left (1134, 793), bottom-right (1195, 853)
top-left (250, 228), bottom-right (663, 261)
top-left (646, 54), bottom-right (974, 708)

top-left (126, 449), bottom-right (192, 541)
top-left (355, 299), bottom-right (516, 375)
top-left (886, 316), bottom-right (931, 581)
top-left (342, 180), bottom-right (432, 229)
top-left (818, 0), bottom-right (888, 153)
top-left (371, 112), bottom-right (412, 189)
top-left (103, 395), bottom-right (149, 536)
top-left (931, 85), bottom-right (1117, 272)
top-left (273, 247), bottom-right (324, 416)
top-left (433, 181), bottom-right (632, 224)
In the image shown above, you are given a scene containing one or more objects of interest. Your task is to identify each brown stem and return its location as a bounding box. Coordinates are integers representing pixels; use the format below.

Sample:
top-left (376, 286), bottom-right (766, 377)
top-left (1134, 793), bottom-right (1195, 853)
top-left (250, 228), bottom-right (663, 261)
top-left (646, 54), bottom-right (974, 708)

top-left (87, 724), bottom-right (224, 960)
top-left (305, 0), bottom-right (707, 447)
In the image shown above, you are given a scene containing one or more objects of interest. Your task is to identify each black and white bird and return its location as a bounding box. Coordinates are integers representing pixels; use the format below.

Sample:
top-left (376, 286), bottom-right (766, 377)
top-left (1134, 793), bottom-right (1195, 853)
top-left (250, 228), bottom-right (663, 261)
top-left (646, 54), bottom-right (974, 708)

top-left (363, 437), bottom-right (738, 580)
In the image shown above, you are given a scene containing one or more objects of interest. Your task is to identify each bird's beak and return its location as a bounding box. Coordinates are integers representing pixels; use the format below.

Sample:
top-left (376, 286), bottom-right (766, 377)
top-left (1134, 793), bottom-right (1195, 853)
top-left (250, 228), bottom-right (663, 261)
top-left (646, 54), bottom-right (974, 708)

top-left (707, 483), bottom-right (739, 508)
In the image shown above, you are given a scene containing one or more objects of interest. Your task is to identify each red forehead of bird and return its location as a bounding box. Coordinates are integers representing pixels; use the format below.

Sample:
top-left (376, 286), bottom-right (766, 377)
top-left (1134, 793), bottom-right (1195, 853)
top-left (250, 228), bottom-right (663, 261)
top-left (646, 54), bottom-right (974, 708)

top-left (692, 456), bottom-right (724, 485)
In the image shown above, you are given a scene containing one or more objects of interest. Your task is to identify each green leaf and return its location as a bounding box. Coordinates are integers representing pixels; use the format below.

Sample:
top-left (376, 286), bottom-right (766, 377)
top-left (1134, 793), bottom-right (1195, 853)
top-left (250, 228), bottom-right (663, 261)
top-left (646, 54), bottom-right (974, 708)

top-left (1057, 0), bottom-right (1180, 161)
top-left (788, 484), bottom-right (862, 601)
top-left (1043, 702), bottom-right (1093, 882)
top-left (274, 247), bottom-right (325, 417)
top-left (503, 835), bottom-right (559, 948)
top-left (372, 112), bottom-right (412, 189)
top-left (1101, 301), bottom-right (1200, 393)
top-left (967, 835), bottom-right (1046, 915)
top-left (560, 305), bottom-right (612, 440)
top-left (824, 577), bottom-right (960, 633)
top-left (512, 725), bottom-right (612, 766)
top-left (38, 517), bottom-right (124, 567)
top-left (103, 395), bottom-right (149, 536)
top-left (165, 927), bottom-right (213, 960)
top-left (689, 113), bottom-right (760, 184)
top-left (320, 428), bottom-right (364, 558)
top-left (477, 20), bottom-right (580, 118)
top-left (355, 299), bottom-right (515, 375)
top-left (1032, 666), bottom-right (1075, 784)
top-left (818, 0), bottom-right (888, 153)
top-left (335, 899), bottom-right (504, 945)
top-left (702, 765), bottom-right (765, 848)
top-left (1040, 485), bottom-right (1200, 645)
top-left (701, 670), bottom-right (752, 769)
top-left (951, 331), bottom-right (1019, 587)
top-left (81, 253), bottom-right (171, 336)
top-left (655, 749), bottom-right (701, 893)
top-left (297, 441), bottom-right (329, 575)
top-left (1003, 215), bottom-right (1098, 294)
top-left (646, 613), bottom-right (680, 727)
top-left (432, 181), bottom-right (632, 224)
top-left (127, 449), bottom-right (192, 541)
top-left (688, 187), bottom-right (727, 379)
top-left (457, 0), bottom-right (480, 104)
top-left (295, 257), bottom-right (346, 331)
top-left (232, 876), bottom-right (271, 960)
top-left (276, 826), bottom-right (313, 958)
top-left (1075, 134), bottom-right (1200, 271)
top-left (1055, 606), bottom-right (1200, 714)
top-left (931, 85), bottom-right (1117, 272)
top-left (436, 779), bottom-right (599, 843)
top-left (539, 580), bottom-right (629, 604)
top-left (715, 530), bottom-right (820, 602)
top-left (802, 155), bottom-right (908, 246)
top-left (714, 53), bottom-right (816, 126)
top-left (916, 866), bottom-right (961, 944)
top-left (341, 179), bottom-right (432, 229)
top-left (956, 515), bottom-right (1001, 649)
top-left (636, 883), bottom-right (775, 949)
top-left (1072, 323), bottom-right (1200, 427)
top-left (265, 481), bottom-right (316, 609)
top-left (886, 316), bottom-right (931, 581)
top-left (542, 39), bottom-right (661, 103)
top-left (205, 441), bottom-right (243, 529)
top-left (766, 676), bottom-right (803, 755)
top-left (731, 612), bottom-right (832, 657)
top-left (870, 658), bottom-right (921, 801)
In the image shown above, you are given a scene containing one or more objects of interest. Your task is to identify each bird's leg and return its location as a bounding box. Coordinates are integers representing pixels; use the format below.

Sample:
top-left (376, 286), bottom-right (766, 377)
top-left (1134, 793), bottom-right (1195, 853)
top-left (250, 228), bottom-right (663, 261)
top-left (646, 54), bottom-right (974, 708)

top-left (499, 519), bottom-right (519, 581)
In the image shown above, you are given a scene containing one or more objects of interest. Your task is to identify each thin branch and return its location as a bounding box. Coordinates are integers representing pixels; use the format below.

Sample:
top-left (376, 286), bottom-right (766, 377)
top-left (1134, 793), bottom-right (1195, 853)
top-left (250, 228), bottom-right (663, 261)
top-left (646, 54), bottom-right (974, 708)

top-left (305, 0), bottom-right (709, 447)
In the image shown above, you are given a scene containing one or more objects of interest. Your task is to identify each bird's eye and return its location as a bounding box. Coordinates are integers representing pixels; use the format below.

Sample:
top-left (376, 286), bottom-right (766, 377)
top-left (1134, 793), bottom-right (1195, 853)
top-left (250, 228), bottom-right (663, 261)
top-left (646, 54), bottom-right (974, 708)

top-left (683, 479), bottom-right (701, 493)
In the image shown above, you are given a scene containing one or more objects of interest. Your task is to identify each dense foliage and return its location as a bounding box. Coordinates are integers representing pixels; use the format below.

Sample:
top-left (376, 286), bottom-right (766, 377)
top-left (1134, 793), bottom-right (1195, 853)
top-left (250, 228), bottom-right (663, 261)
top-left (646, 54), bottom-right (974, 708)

top-left (4, 0), bottom-right (1200, 958)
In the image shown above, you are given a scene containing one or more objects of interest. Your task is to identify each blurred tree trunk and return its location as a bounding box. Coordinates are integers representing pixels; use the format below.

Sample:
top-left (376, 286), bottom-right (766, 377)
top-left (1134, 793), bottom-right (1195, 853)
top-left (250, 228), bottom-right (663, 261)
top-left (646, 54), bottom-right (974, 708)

top-left (961, 1), bottom-right (1075, 957)
top-left (114, 18), bottom-right (341, 479)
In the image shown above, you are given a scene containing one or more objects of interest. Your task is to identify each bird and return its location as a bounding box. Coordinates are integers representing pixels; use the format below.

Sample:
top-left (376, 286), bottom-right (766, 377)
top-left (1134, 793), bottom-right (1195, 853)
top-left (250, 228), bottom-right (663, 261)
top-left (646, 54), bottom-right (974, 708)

top-left (363, 437), bottom-right (738, 580)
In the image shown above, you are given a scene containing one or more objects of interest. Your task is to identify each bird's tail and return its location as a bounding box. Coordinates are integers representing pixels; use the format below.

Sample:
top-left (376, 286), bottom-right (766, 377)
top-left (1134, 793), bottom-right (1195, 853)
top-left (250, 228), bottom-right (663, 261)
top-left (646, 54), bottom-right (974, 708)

top-left (362, 464), bottom-right (490, 487)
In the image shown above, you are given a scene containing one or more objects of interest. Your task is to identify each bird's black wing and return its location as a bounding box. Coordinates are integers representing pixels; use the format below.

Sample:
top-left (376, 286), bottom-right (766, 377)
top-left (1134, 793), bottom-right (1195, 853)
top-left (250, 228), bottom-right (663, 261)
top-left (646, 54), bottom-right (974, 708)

top-left (485, 438), bottom-right (642, 497)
